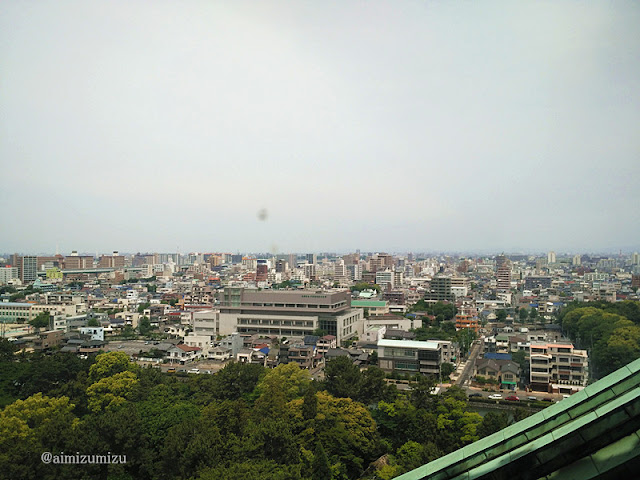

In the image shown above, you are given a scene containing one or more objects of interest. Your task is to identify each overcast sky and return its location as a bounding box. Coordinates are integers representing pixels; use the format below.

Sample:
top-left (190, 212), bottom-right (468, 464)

top-left (1, 1), bottom-right (639, 255)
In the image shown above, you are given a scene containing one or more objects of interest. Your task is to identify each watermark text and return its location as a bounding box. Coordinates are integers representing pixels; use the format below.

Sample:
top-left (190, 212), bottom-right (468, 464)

top-left (41, 452), bottom-right (127, 465)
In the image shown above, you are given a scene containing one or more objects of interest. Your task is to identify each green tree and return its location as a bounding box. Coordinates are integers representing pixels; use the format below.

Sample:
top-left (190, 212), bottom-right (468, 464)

top-left (440, 362), bottom-right (455, 381)
top-left (410, 374), bottom-right (438, 410)
top-left (302, 386), bottom-right (318, 421)
top-left (207, 362), bottom-right (266, 401)
top-left (0, 338), bottom-right (17, 360)
top-left (138, 316), bottom-right (152, 336)
top-left (358, 366), bottom-right (396, 404)
top-left (324, 356), bottom-right (361, 399)
top-left (0, 393), bottom-right (78, 479)
top-left (87, 317), bottom-right (100, 327)
top-left (518, 307), bottom-right (528, 322)
top-left (495, 309), bottom-right (507, 322)
top-left (29, 311), bottom-right (50, 331)
top-left (312, 442), bottom-right (331, 480)
top-left (256, 363), bottom-right (311, 401)
top-left (477, 411), bottom-right (509, 438)
top-left (529, 308), bottom-right (538, 321)
top-left (86, 370), bottom-right (139, 412)
top-left (89, 351), bottom-right (138, 382)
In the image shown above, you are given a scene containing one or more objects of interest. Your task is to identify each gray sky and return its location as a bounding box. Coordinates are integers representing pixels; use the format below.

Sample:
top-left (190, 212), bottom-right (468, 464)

top-left (2, 1), bottom-right (639, 255)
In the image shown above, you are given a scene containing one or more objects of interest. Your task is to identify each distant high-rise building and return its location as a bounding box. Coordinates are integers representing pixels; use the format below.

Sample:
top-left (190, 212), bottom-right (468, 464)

top-left (346, 263), bottom-right (362, 281)
top-left (572, 255), bottom-right (582, 266)
top-left (497, 260), bottom-right (511, 291)
top-left (548, 251), bottom-right (556, 264)
top-left (256, 259), bottom-right (268, 282)
top-left (306, 253), bottom-right (317, 265)
top-left (496, 254), bottom-right (508, 269)
top-left (98, 252), bottom-right (125, 269)
top-left (275, 259), bottom-right (288, 273)
top-left (334, 259), bottom-right (347, 283)
top-left (303, 263), bottom-right (316, 281)
top-left (632, 252), bottom-right (640, 265)
top-left (20, 256), bottom-right (38, 283)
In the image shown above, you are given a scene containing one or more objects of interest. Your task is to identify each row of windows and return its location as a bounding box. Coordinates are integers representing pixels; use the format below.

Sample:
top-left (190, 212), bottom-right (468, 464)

top-left (238, 318), bottom-right (313, 327)
top-left (386, 348), bottom-right (415, 358)
top-left (394, 362), bottom-right (419, 371)
top-left (238, 327), bottom-right (314, 336)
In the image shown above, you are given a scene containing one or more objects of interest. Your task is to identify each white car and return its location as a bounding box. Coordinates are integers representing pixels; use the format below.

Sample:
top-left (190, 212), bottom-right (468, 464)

top-left (188, 368), bottom-right (200, 374)
top-left (488, 394), bottom-right (502, 400)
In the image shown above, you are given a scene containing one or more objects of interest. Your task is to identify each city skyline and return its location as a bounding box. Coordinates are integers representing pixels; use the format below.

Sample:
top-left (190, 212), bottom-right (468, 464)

top-left (1, 1), bottom-right (639, 254)
top-left (3, 247), bottom-right (640, 258)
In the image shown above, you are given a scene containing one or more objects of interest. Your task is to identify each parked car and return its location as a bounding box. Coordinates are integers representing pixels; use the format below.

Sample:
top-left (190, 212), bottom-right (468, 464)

top-left (505, 395), bottom-right (520, 401)
top-left (166, 368), bottom-right (176, 373)
top-left (527, 396), bottom-right (538, 401)
top-left (542, 397), bottom-right (553, 402)
top-left (188, 368), bottom-right (200, 374)
top-left (468, 393), bottom-right (482, 398)
top-left (488, 394), bottom-right (502, 400)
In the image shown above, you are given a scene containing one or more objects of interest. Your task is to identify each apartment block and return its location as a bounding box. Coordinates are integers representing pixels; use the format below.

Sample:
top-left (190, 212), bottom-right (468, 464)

top-left (529, 341), bottom-right (589, 394)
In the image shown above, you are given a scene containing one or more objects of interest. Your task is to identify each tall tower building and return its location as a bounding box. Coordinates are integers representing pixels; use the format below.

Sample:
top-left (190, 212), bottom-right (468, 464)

top-left (572, 255), bottom-right (582, 266)
top-left (256, 259), bottom-right (269, 282)
top-left (497, 260), bottom-right (511, 291)
top-left (548, 251), bottom-right (557, 264)
top-left (334, 259), bottom-right (347, 284)
top-left (20, 256), bottom-right (38, 283)
top-left (306, 253), bottom-right (317, 265)
top-left (632, 252), bottom-right (640, 265)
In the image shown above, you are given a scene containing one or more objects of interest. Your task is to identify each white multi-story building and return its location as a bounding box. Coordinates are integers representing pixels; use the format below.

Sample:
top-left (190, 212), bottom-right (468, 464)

top-left (529, 341), bottom-right (588, 395)
top-left (376, 270), bottom-right (394, 289)
top-left (0, 267), bottom-right (18, 284)
top-left (218, 288), bottom-right (362, 344)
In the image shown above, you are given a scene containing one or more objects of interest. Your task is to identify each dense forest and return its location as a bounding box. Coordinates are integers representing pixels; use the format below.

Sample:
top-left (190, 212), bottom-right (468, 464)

top-left (557, 300), bottom-right (640, 378)
top-left (0, 346), bottom-right (511, 480)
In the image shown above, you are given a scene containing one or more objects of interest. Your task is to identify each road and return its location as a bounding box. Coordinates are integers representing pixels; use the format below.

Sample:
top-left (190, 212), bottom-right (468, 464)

top-left (455, 339), bottom-right (483, 387)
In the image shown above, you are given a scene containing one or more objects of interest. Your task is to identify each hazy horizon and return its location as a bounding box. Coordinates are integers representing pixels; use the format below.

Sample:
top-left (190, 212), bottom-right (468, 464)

top-left (2, 1), bottom-right (639, 254)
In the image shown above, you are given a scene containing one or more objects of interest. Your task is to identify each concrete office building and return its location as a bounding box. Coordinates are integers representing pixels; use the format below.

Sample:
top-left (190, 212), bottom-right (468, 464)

top-left (425, 275), bottom-right (455, 302)
top-left (378, 339), bottom-right (443, 376)
top-left (217, 287), bottom-right (362, 343)
top-left (16, 255), bottom-right (38, 283)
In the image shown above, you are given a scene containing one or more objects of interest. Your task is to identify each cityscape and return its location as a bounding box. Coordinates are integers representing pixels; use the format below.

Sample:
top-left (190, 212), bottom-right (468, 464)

top-left (2, 1), bottom-right (640, 479)
top-left (1, 249), bottom-right (640, 478)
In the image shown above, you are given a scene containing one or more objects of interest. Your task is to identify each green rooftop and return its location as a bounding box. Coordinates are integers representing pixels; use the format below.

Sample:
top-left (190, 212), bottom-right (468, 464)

top-left (351, 300), bottom-right (387, 307)
top-left (396, 357), bottom-right (640, 480)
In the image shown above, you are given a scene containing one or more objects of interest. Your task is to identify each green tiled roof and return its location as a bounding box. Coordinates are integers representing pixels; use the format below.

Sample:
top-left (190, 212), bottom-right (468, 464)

top-left (396, 357), bottom-right (640, 480)
top-left (351, 300), bottom-right (387, 307)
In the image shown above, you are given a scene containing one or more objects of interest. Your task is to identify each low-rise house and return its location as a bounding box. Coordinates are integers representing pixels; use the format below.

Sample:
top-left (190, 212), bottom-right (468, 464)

top-left (33, 330), bottom-right (65, 351)
top-left (208, 345), bottom-right (232, 361)
top-left (167, 344), bottom-right (201, 364)
top-left (474, 358), bottom-right (521, 390)
top-left (287, 344), bottom-right (317, 369)
top-left (237, 348), bottom-right (267, 365)
top-left (316, 335), bottom-right (337, 354)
